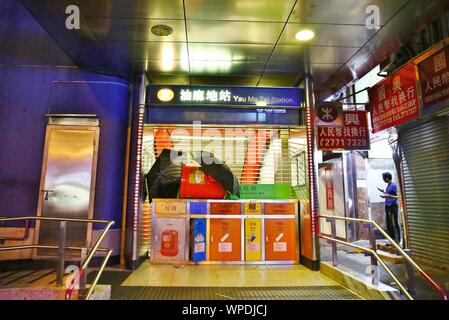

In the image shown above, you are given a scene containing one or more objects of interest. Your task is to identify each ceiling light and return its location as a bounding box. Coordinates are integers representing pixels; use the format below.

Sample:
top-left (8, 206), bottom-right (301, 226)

top-left (295, 29), bottom-right (315, 42)
top-left (151, 25), bottom-right (173, 37)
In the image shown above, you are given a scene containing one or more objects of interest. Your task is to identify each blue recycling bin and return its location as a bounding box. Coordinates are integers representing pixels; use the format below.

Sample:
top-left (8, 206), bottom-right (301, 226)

top-left (192, 218), bottom-right (207, 263)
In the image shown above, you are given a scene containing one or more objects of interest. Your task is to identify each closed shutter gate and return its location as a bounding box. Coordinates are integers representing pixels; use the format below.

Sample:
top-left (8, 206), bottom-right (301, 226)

top-left (399, 116), bottom-right (449, 269)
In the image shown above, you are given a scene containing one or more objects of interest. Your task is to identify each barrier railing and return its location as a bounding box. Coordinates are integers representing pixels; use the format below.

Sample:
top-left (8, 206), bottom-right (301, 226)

top-left (0, 216), bottom-right (114, 300)
top-left (317, 214), bottom-right (448, 300)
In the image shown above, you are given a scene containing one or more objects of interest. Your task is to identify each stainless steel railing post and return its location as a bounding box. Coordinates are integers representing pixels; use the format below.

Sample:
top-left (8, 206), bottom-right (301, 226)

top-left (56, 221), bottom-right (67, 287)
top-left (330, 219), bottom-right (338, 266)
top-left (368, 224), bottom-right (379, 286)
top-left (79, 247), bottom-right (88, 294)
top-left (404, 248), bottom-right (416, 298)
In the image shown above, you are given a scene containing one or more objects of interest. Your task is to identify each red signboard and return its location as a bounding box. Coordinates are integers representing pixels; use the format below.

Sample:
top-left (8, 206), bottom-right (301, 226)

top-left (317, 110), bottom-right (370, 150)
top-left (324, 165), bottom-right (335, 210)
top-left (368, 63), bottom-right (420, 133)
top-left (418, 46), bottom-right (449, 108)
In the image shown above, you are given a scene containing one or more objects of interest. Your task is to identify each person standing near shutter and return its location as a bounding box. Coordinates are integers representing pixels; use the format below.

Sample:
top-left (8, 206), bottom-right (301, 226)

top-left (378, 172), bottom-right (401, 245)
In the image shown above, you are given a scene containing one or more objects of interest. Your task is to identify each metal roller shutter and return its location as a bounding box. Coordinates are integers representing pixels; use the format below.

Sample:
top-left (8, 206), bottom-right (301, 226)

top-left (399, 116), bottom-right (449, 269)
top-left (141, 125), bottom-right (308, 254)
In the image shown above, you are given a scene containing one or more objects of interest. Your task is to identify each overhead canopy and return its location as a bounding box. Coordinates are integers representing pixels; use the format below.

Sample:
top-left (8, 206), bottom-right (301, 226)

top-left (11, 0), bottom-right (449, 99)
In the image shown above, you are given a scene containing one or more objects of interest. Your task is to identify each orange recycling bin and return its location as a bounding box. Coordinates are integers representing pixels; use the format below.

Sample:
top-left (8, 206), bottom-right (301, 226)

top-left (210, 202), bottom-right (241, 215)
top-left (209, 218), bottom-right (241, 261)
top-left (265, 219), bottom-right (297, 261)
top-left (264, 202), bottom-right (296, 215)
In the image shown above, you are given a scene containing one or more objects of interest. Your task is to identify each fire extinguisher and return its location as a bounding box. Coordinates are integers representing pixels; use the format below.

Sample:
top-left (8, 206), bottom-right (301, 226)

top-left (161, 230), bottom-right (179, 257)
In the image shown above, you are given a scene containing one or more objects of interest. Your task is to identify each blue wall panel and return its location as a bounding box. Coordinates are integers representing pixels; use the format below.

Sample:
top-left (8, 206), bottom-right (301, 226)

top-left (0, 66), bottom-right (129, 230)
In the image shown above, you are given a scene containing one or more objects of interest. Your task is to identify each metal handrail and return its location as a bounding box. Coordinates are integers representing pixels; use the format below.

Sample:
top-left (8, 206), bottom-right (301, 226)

top-left (0, 216), bottom-right (114, 301)
top-left (0, 218), bottom-right (30, 241)
top-left (66, 219), bottom-right (115, 300)
top-left (84, 249), bottom-right (113, 300)
top-left (318, 214), bottom-right (448, 300)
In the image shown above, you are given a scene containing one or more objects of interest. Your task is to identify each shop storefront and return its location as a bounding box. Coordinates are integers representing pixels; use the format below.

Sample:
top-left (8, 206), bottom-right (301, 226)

top-left (395, 42), bottom-right (449, 270)
top-left (346, 38), bottom-right (449, 271)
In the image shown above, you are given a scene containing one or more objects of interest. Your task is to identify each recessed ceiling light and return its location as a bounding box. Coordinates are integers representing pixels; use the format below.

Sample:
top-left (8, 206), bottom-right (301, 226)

top-left (151, 25), bottom-right (173, 37)
top-left (295, 29), bottom-right (315, 41)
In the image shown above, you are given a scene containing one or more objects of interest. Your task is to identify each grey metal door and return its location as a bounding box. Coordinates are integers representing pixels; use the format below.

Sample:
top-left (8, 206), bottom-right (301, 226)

top-left (35, 124), bottom-right (100, 258)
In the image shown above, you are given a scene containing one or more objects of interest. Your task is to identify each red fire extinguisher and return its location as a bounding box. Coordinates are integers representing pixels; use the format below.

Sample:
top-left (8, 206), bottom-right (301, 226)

top-left (161, 230), bottom-right (179, 257)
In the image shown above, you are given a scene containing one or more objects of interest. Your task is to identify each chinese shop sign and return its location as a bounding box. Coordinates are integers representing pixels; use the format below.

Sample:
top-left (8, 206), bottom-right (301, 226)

top-left (324, 165), bottom-right (335, 210)
top-left (368, 63), bottom-right (420, 133)
top-left (147, 85), bottom-right (303, 107)
top-left (317, 110), bottom-right (370, 150)
top-left (418, 46), bottom-right (449, 108)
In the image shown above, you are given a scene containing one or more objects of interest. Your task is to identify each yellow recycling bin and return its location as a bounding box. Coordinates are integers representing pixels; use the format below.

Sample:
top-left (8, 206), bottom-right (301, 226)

top-left (244, 202), bottom-right (262, 261)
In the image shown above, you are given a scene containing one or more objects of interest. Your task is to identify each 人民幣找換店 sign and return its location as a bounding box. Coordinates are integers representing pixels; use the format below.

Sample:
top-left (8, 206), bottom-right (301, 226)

top-left (147, 85), bottom-right (303, 108)
top-left (418, 46), bottom-right (449, 108)
top-left (368, 62), bottom-right (420, 133)
top-left (317, 110), bottom-right (370, 151)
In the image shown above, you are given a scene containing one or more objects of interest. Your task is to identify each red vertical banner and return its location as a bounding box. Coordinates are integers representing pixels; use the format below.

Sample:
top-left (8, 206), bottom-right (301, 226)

top-left (324, 165), bottom-right (335, 210)
top-left (368, 62), bottom-right (420, 133)
top-left (418, 46), bottom-right (449, 108)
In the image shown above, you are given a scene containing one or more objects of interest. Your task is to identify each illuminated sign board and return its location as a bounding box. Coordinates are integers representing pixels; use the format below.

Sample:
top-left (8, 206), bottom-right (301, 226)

top-left (317, 110), bottom-right (370, 151)
top-left (368, 62), bottom-right (420, 133)
top-left (418, 46), bottom-right (449, 109)
top-left (147, 85), bottom-right (303, 108)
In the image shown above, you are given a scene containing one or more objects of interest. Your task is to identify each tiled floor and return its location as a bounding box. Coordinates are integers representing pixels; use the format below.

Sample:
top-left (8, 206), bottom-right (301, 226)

top-left (122, 262), bottom-right (341, 288)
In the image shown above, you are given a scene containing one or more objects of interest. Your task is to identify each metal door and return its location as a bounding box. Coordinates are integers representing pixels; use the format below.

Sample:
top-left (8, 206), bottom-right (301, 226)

top-left (34, 123), bottom-right (100, 258)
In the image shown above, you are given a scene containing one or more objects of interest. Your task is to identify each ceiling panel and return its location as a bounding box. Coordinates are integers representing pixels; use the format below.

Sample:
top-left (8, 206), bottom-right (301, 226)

top-left (280, 23), bottom-right (377, 47)
top-left (141, 59), bottom-right (189, 74)
top-left (315, 0), bottom-right (449, 100)
top-left (188, 43), bottom-right (273, 63)
top-left (100, 41), bottom-right (188, 61)
top-left (190, 61), bottom-right (266, 76)
top-left (148, 74), bottom-right (191, 85)
top-left (77, 0), bottom-right (184, 19)
top-left (15, 0), bottom-right (449, 90)
top-left (187, 21), bottom-right (284, 44)
top-left (270, 45), bottom-right (359, 65)
top-left (310, 63), bottom-right (342, 87)
top-left (185, 0), bottom-right (296, 22)
top-left (290, 0), bottom-right (408, 25)
top-left (86, 18), bottom-right (186, 42)
top-left (258, 74), bottom-right (302, 87)
top-left (265, 59), bottom-right (302, 72)
top-left (0, 1), bottom-right (75, 67)
top-left (191, 75), bottom-right (259, 86)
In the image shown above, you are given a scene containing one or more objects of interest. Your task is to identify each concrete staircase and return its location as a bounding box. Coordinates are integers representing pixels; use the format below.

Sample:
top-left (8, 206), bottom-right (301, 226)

top-left (0, 268), bottom-right (110, 300)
